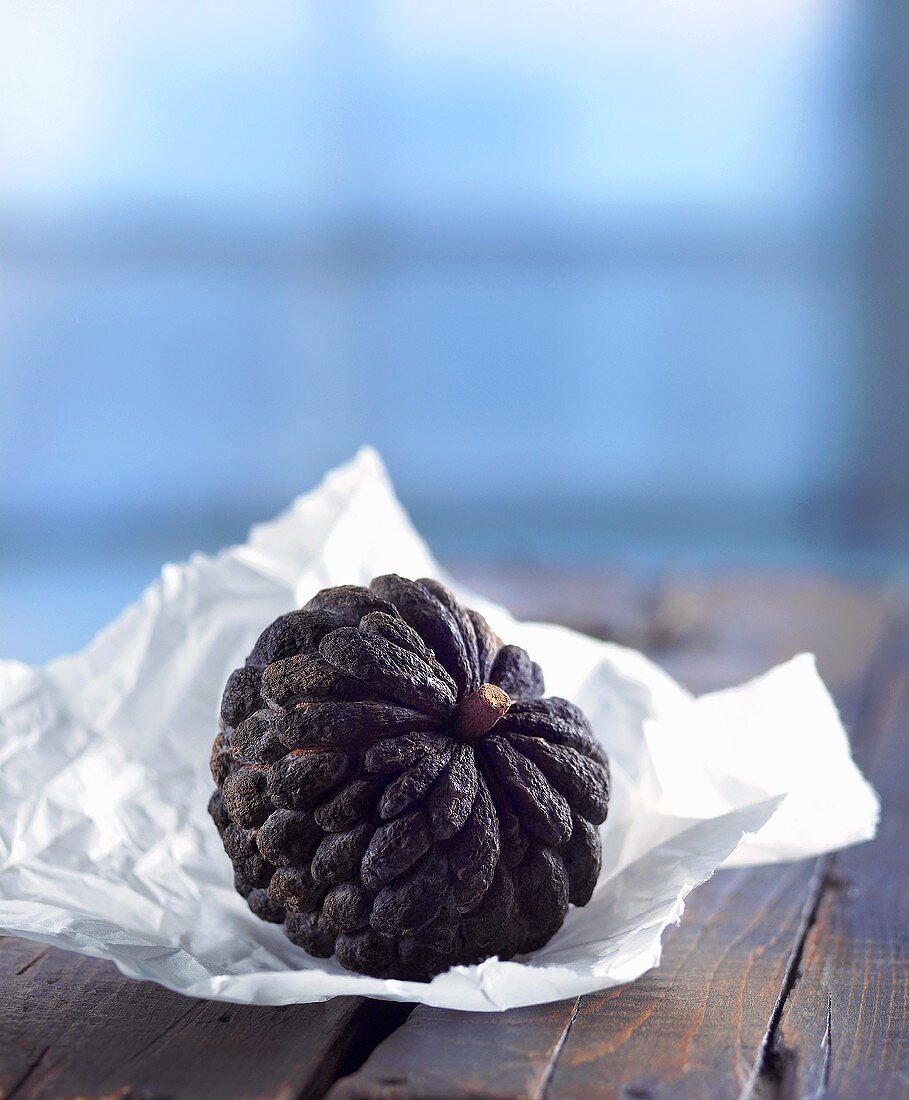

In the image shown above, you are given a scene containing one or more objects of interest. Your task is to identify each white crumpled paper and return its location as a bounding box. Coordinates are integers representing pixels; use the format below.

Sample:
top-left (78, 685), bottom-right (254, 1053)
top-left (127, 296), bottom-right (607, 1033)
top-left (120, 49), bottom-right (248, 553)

top-left (0, 450), bottom-right (879, 1011)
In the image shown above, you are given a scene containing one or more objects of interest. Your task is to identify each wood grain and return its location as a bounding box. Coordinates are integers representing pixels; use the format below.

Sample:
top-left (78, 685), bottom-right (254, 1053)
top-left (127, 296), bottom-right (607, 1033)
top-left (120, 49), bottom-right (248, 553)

top-left (543, 864), bottom-right (825, 1100)
top-left (765, 611), bottom-right (909, 1099)
top-left (328, 999), bottom-right (581, 1100)
top-left (0, 940), bottom-right (405, 1100)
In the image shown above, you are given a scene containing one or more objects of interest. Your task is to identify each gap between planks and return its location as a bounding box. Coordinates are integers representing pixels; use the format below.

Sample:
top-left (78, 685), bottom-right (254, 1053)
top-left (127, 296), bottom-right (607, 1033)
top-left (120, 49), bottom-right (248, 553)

top-left (738, 601), bottom-right (905, 1100)
top-left (534, 997), bottom-right (582, 1100)
top-left (738, 857), bottom-right (833, 1100)
top-left (13, 947), bottom-right (50, 978)
top-left (5, 1045), bottom-right (51, 1100)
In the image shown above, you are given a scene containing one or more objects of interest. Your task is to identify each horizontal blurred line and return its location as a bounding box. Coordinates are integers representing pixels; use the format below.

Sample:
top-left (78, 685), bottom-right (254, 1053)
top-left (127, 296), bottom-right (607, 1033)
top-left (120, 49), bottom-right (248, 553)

top-left (0, 212), bottom-right (856, 273)
top-left (0, 489), bottom-right (904, 571)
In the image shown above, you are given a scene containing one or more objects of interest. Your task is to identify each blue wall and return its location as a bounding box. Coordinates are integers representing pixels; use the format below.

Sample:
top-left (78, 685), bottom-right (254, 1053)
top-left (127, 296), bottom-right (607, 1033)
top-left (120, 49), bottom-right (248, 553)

top-left (0, 3), bottom-right (900, 662)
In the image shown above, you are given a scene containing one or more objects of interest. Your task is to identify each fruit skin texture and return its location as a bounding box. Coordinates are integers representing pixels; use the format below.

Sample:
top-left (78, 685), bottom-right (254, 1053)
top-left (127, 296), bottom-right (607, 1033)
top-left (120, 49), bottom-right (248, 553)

top-left (209, 575), bottom-right (610, 981)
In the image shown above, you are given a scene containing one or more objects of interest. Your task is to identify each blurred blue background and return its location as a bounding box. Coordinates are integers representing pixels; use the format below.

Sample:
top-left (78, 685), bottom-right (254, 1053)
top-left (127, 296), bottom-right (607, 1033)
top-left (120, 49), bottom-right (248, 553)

top-left (2, 1), bottom-right (908, 663)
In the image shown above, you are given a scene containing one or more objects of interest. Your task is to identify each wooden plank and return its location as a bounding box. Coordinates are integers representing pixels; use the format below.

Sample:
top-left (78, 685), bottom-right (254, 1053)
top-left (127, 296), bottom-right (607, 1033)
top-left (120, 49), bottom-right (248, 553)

top-left (764, 611), bottom-right (909, 1099)
top-left (542, 865), bottom-right (824, 1100)
top-left (645, 572), bottom-right (888, 696)
top-left (328, 999), bottom-right (581, 1100)
top-left (0, 939), bottom-right (58, 1100)
top-left (329, 573), bottom-right (889, 1100)
top-left (0, 940), bottom-right (405, 1100)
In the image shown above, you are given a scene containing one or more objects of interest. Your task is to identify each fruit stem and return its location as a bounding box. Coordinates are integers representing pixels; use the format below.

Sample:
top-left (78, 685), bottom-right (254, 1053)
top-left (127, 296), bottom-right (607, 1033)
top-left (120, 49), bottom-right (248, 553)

top-left (455, 683), bottom-right (511, 739)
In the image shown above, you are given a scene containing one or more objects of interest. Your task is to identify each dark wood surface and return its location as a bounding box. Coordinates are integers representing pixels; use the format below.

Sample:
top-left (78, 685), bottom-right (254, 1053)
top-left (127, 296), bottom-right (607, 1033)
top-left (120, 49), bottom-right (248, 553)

top-left (765, 610), bottom-right (909, 1099)
top-left (0, 935), bottom-right (402, 1100)
top-left (1, 568), bottom-right (905, 1099)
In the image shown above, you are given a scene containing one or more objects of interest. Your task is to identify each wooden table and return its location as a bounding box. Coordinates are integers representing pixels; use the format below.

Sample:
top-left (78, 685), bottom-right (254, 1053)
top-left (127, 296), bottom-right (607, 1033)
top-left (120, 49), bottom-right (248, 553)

top-left (2, 568), bottom-right (907, 1099)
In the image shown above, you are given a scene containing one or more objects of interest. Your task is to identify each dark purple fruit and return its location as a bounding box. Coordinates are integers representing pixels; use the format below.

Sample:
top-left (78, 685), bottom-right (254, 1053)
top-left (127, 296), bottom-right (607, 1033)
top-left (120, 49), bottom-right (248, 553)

top-left (209, 575), bottom-right (609, 980)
